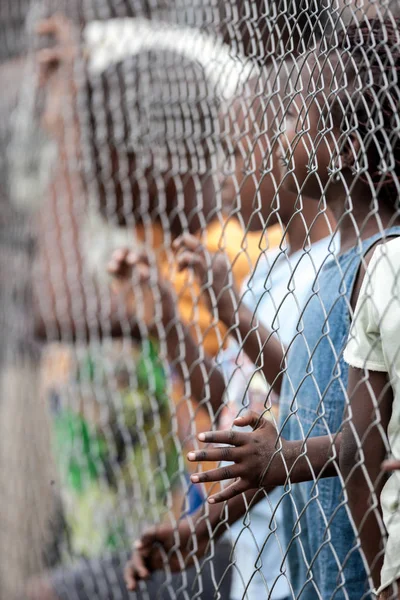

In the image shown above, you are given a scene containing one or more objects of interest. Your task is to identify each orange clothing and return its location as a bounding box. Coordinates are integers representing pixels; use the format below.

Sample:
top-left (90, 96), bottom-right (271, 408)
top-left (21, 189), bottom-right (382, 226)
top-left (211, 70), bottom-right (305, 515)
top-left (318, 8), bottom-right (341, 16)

top-left (135, 219), bottom-right (282, 482)
top-left (137, 218), bottom-right (282, 356)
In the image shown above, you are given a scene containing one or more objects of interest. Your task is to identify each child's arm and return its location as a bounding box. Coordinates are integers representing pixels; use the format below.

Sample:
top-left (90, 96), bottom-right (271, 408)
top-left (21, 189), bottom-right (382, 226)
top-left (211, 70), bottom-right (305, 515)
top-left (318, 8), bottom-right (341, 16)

top-left (382, 459), bottom-right (400, 471)
top-left (36, 15), bottom-right (80, 145)
top-left (340, 367), bottom-right (392, 589)
top-left (124, 486), bottom-right (274, 591)
top-left (339, 244), bottom-right (394, 589)
top-left (174, 234), bottom-right (285, 395)
top-left (186, 411), bottom-right (341, 503)
top-left (33, 16), bottom-right (123, 341)
top-left (108, 249), bottom-right (227, 417)
top-left (186, 246), bottom-right (386, 505)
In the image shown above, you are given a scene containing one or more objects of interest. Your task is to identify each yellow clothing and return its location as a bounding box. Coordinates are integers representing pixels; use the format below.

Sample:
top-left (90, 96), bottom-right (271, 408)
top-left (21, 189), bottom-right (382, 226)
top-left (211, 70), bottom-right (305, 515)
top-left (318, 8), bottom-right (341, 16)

top-left (135, 218), bottom-right (281, 489)
top-left (137, 218), bottom-right (282, 356)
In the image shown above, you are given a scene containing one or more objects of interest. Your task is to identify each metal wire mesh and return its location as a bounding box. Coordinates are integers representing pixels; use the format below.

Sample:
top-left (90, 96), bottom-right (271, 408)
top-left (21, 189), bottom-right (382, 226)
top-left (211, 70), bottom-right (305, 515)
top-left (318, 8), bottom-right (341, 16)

top-left (2, 1), bottom-right (400, 599)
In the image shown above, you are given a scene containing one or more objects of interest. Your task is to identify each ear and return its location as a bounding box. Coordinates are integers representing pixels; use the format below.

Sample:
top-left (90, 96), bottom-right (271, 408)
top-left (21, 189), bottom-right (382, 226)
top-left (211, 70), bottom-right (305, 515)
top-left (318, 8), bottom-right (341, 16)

top-left (340, 132), bottom-right (361, 172)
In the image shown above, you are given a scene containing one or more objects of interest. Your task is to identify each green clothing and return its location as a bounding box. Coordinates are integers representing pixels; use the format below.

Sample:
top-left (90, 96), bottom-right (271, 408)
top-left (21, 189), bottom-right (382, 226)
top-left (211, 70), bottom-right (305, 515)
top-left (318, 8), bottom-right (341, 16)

top-left (50, 339), bottom-right (178, 559)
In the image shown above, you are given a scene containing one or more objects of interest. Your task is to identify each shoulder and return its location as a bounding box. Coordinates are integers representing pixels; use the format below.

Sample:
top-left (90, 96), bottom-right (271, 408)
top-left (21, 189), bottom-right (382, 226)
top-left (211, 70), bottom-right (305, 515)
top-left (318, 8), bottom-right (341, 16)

top-left (351, 235), bottom-right (400, 310)
top-left (380, 236), bottom-right (400, 261)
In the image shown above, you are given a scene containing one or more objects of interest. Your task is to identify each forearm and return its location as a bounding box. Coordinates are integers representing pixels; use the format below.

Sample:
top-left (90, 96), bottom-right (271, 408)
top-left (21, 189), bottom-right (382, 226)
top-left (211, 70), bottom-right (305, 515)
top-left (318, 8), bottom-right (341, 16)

top-left (219, 300), bottom-right (285, 396)
top-left (33, 284), bottom-right (138, 342)
top-left (34, 231), bottom-right (134, 342)
top-left (339, 367), bottom-right (393, 589)
top-left (281, 433), bottom-right (341, 484)
top-left (192, 487), bottom-right (271, 541)
top-left (160, 316), bottom-right (226, 418)
top-left (340, 423), bottom-right (387, 588)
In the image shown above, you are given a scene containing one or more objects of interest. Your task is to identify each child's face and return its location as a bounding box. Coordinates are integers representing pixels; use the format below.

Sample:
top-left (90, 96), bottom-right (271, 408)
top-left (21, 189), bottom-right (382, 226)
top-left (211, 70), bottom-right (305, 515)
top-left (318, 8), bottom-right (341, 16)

top-left (277, 61), bottom-right (340, 201)
top-left (220, 96), bottom-right (301, 230)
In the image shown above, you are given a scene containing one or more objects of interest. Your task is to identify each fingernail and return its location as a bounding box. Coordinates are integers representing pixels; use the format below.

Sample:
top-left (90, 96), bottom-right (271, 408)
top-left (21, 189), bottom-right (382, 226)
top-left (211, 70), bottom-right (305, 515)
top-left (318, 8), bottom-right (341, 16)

top-left (191, 475), bottom-right (200, 483)
top-left (187, 452), bottom-right (196, 461)
top-left (198, 433), bottom-right (205, 442)
top-left (134, 540), bottom-right (143, 549)
top-left (208, 497), bottom-right (215, 504)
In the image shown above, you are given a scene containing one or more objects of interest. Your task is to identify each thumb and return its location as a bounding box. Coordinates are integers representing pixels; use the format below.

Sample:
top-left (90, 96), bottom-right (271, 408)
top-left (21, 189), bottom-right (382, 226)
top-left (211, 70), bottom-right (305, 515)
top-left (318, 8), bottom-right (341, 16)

top-left (382, 459), bottom-right (400, 472)
top-left (233, 411), bottom-right (262, 430)
top-left (138, 526), bottom-right (158, 553)
top-left (176, 252), bottom-right (206, 279)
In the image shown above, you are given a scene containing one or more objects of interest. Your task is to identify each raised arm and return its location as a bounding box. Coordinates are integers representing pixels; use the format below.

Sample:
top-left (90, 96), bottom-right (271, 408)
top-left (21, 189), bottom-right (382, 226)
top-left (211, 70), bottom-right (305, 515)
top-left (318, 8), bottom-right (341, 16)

top-left (107, 249), bottom-right (227, 418)
top-left (174, 234), bottom-right (286, 396)
top-left (33, 169), bottom-right (135, 342)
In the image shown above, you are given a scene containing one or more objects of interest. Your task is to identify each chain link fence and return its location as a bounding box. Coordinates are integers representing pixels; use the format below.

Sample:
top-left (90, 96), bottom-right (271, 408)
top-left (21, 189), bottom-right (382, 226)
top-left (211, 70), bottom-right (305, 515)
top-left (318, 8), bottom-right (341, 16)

top-left (1, 1), bottom-right (400, 599)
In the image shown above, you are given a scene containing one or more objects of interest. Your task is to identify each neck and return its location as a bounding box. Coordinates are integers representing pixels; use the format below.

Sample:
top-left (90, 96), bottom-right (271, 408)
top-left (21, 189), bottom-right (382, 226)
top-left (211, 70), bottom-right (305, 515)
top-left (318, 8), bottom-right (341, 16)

top-left (327, 182), bottom-right (400, 254)
top-left (285, 201), bottom-right (334, 256)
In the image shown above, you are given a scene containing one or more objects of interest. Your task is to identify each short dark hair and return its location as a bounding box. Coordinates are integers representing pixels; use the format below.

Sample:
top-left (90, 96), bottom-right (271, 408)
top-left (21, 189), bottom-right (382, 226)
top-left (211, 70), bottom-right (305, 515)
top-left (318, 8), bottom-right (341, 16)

top-left (83, 47), bottom-right (223, 181)
top-left (333, 17), bottom-right (400, 207)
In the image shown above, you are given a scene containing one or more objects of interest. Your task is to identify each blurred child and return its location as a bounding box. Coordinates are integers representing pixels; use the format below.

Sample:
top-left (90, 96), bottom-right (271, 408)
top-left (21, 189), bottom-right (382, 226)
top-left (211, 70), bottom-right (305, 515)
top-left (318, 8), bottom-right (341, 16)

top-left (184, 16), bottom-right (400, 599)
top-left (123, 62), bottom-right (335, 598)
top-left (29, 14), bottom-right (266, 600)
top-left (342, 239), bottom-right (400, 598)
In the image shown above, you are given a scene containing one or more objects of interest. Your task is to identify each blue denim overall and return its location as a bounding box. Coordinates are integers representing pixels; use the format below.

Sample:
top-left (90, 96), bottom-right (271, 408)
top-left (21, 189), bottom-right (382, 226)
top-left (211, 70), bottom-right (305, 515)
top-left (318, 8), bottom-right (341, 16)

top-left (279, 228), bottom-right (400, 599)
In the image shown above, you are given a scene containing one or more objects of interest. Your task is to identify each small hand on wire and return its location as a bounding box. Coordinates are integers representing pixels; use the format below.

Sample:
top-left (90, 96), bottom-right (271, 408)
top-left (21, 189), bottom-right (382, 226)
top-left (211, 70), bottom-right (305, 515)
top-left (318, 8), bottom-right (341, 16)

top-left (107, 248), bottom-right (176, 326)
top-left (36, 14), bottom-right (79, 139)
top-left (187, 411), bottom-right (287, 504)
top-left (108, 248), bottom-right (151, 293)
top-left (173, 233), bottom-right (238, 323)
top-left (124, 520), bottom-right (209, 591)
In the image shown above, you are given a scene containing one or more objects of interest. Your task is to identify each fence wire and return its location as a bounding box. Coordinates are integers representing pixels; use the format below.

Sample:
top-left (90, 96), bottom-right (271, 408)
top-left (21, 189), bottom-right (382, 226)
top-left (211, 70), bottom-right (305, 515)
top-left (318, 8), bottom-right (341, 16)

top-left (2, 1), bottom-right (400, 599)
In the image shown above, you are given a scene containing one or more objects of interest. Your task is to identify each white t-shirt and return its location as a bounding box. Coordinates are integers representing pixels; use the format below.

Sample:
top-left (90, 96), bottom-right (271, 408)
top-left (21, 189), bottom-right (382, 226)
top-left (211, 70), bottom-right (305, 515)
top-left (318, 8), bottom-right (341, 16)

top-left (344, 236), bottom-right (400, 594)
top-left (219, 235), bottom-right (336, 600)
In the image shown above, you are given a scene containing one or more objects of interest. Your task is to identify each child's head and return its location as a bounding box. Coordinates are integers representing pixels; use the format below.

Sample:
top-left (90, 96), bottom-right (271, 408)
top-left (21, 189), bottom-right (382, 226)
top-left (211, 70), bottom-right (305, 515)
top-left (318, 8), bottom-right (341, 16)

top-left (83, 47), bottom-right (222, 232)
top-left (220, 59), bottom-right (310, 231)
top-left (279, 17), bottom-right (400, 210)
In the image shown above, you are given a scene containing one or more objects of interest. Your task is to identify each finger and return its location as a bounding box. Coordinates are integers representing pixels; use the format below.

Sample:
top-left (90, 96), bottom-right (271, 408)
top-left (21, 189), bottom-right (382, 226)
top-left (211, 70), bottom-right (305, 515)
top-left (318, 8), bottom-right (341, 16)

top-left (107, 259), bottom-right (124, 276)
top-left (197, 429), bottom-right (248, 446)
top-left (107, 260), bottom-right (117, 274)
top-left (37, 48), bottom-right (64, 85)
top-left (190, 464), bottom-right (241, 484)
top-left (134, 554), bottom-right (150, 580)
top-left (233, 411), bottom-right (263, 430)
top-left (176, 252), bottom-right (205, 273)
top-left (382, 459), bottom-right (400, 472)
top-left (36, 16), bottom-right (62, 36)
top-left (173, 234), bottom-right (202, 253)
top-left (134, 263), bottom-right (151, 284)
top-left (139, 526), bottom-right (158, 549)
top-left (37, 48), bottom-right (64, 66)
top-left (123, 561), bottom-right (137, 591)
top-left (111, 248), bottom-right (130, 263)
top-left (36, 14), bottom-right (72, 42)
top-left (123, 555), bottom-right (149, 591)
top-left (107, 255), bottom-right (131, 278)
top-left (126, 250), bottom-right (150, 267)
top-left (207, 479), bottom-right (248, 504)
top-left (187, 446), bottom-right (241, 463)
